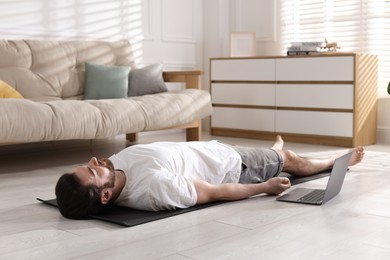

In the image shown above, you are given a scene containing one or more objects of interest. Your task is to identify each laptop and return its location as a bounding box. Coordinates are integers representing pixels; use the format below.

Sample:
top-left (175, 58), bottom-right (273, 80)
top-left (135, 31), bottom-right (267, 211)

top-left (276, 151), bottom-right (352, 205)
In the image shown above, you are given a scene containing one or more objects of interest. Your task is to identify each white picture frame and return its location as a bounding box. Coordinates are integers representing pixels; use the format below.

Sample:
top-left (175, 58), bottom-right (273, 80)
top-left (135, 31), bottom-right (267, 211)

top-left (230, 32), bottom-right (256, 57)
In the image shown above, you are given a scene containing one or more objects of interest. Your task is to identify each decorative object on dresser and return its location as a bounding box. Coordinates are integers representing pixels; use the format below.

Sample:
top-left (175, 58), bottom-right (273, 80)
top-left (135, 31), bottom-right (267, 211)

top-left (287, 41), bottom-right (324, 56)
top-left (321, 39), bottom-right (340, 52)
top-left (210, 53), bottom-right (378, 147)
top-left (230, 32), bottom-right (256, 57)
top-left (287, 40), bottom-right (341, 55)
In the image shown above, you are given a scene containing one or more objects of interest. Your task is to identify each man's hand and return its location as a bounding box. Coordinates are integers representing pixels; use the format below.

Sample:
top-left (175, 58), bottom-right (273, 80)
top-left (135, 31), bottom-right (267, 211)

top-left (263, 177), bottom-right (291, 195)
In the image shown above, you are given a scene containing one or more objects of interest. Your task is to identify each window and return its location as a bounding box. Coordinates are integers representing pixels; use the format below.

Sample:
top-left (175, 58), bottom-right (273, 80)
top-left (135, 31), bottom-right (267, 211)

top-left (280, 0), bottom-right (390, 95)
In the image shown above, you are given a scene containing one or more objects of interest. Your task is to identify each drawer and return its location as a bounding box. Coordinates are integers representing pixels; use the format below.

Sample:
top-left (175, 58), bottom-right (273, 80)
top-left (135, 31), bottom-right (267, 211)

top-left (211, 59), bottom-right (275, 81)
top-left (275, 56), bottom-right (354, 81)
top-left (275, 110), bottom-right (353, 137)
top-left (276, 84), bottom-right (353, 109)
top-left (212, 107), bottom-right (275, 132)
top-left (212, 83), bottom-right (275, 106)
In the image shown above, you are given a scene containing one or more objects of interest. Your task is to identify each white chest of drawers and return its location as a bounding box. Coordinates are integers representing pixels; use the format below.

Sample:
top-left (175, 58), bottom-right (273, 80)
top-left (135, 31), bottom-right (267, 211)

top-left (210, 54), bottom-right (378, 147)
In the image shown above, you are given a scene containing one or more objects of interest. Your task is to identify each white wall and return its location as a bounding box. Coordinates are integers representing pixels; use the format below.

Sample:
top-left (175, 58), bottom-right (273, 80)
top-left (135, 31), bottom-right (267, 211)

top-left (0, 0), bottom-right (202, 70)
top-left (378, 97), bottom-right (390, 144)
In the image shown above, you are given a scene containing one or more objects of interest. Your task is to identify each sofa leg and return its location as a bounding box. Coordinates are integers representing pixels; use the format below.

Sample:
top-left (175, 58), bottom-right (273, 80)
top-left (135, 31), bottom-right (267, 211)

top-left (126, 133), bottom-right (138, 143)
top-left (186, 126), bottom-right (201, 141)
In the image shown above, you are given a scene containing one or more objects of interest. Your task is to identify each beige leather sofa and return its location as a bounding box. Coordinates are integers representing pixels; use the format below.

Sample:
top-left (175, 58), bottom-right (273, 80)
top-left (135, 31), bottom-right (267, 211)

top-left (0, 40), bottom-right (211, 145)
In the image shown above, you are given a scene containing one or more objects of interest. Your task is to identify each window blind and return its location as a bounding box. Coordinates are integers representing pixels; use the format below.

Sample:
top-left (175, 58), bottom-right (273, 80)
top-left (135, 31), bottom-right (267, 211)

top-left (280, 0), bottom-right (390, 95)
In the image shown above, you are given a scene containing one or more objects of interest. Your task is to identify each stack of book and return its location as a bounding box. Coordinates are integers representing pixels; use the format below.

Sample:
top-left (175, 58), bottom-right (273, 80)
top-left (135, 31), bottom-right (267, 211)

top-left (287, 41), bottom-right (324, 55)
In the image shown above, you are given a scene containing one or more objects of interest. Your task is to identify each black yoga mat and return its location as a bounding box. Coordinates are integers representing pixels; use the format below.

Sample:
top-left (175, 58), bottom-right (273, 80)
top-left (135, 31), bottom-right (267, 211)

top-left (37, 170), bottom-right (331, 227)
top-left (37, 198), bottom-right (226, 227)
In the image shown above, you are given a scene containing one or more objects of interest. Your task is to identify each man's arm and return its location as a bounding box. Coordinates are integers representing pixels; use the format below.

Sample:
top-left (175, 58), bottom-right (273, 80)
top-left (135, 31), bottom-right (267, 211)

top-left (193, 177), bottom-right (291, 205)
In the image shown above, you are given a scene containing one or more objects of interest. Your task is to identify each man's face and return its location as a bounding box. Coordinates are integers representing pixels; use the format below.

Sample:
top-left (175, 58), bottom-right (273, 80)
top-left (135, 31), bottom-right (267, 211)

top-left (74, 157), bottom-right (116, 188)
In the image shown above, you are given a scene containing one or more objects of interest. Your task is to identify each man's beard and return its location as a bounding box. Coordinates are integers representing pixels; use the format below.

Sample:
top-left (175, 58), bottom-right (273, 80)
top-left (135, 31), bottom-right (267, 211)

top-left (98, 158), bottom-right (116, 188)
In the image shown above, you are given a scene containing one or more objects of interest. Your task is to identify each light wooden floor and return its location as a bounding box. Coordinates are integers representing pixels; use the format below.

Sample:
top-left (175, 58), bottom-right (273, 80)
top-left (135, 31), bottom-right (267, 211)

top-left (1, 132), bottom-right (390, 260)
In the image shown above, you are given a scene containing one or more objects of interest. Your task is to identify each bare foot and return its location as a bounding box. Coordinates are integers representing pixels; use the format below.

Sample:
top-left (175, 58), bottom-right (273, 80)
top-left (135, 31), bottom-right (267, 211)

top-left (272, 135), bottom-right (284, 150)
top-left (349, 146), bottom-right (364, 166)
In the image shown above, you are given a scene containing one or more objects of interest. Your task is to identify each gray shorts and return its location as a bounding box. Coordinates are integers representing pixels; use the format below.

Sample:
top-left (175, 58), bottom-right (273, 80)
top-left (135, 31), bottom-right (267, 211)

top-left (231, 146), bottom-right (284, 184)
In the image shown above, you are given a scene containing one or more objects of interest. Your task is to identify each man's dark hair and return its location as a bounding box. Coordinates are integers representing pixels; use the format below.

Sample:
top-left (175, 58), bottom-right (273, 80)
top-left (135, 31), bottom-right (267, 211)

top-left (55, 173), bottom-right (106, 219)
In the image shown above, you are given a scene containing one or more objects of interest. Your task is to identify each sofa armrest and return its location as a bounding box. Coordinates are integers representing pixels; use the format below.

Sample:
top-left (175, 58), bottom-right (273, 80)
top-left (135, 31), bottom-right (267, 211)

top-left (163, 71), bottom-right (203, 89)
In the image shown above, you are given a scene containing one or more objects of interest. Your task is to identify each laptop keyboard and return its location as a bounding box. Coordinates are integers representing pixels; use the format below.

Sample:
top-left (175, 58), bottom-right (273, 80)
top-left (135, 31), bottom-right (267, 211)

top-left (298, 189), bottom-right (325, 203)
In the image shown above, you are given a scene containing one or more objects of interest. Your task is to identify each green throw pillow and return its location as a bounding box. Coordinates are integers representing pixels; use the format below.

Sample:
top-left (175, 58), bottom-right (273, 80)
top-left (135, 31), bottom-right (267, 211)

top-left (128, 64), bottom-right (168, 96)
top-left (84, 63), bottom-right (130, 99)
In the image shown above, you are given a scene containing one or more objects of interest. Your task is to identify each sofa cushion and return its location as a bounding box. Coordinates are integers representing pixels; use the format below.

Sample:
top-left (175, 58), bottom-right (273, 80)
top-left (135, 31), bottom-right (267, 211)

top-left (84, 63), bottom-right (130, 99)
top-left (0, 80), bottom-right (23, 98)
top-left (128, 64), bottom-right (168, 96)
top-left (0, 89), bottom-right (211, 143)
top-left (131, 89), bottom-right (211, 131)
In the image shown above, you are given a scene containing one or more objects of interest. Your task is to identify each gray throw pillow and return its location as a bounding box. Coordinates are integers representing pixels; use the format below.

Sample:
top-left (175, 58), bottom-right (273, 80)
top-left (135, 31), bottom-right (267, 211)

top-left (128, 64), bottom-right (168, 96)
top-left (84, 63), bottom-right (130, 99)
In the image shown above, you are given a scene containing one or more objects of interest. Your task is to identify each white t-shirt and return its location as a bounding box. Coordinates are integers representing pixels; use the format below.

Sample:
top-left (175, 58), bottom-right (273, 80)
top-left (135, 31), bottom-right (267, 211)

top-left (109, 140), bottom-right (242, 211)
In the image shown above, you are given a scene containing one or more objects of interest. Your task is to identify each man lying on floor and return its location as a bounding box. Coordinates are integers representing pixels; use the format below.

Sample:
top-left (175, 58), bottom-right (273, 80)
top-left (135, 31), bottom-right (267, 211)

top-left (55, 135), bottom-right (364, 219)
